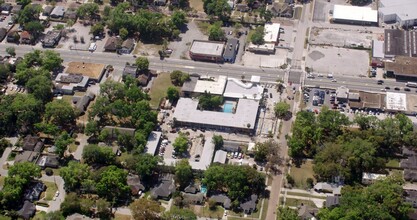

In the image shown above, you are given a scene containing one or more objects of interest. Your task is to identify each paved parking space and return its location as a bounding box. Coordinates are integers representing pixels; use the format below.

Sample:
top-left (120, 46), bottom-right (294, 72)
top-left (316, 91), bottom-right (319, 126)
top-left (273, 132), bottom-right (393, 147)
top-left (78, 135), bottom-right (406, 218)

top-left (306, 46), bottom-right (369, 77)
top-left (0, 15), bottom-right (13, 30)
top-left (241, 48), bottom-right (288, 68)
top-left (303, 87), bottom-right (336, 111)
top-left (168, 20), bottom-right (208, 59)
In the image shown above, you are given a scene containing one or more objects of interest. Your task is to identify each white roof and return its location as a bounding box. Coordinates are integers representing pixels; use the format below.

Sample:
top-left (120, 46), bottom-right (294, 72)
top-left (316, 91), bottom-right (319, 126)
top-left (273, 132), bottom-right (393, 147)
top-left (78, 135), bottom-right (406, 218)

top-left (213, 150), bottom-right (227, 164)
top-left (194, 76), bottom-right (227, 95)
top-left (189, 136), bottom-right (215, 170)
top-left (333, 5), bottom-right (378, 23)
top-left (173, 98), bottom-right (259, 130)
top-left (263, 23), bottom-right (280, 43)
top-left (247, 142), bottom-right (256, 152)
top-left (251, 75), bottom-right (261, 83)
top-left (223, 78), bottom-right (263, 100)
top-left (372, 40), bottom-right (385, 58)
top-left (379, 0), bottom-right (417, 21)
top-left (386, 92), bottom-right (407, 111)
top-left (190, 41), bottom-right (225, 56)
top-left (145, 131), bottom-right (162, 156)
top-left (362, 172), bottom-right (387, 180)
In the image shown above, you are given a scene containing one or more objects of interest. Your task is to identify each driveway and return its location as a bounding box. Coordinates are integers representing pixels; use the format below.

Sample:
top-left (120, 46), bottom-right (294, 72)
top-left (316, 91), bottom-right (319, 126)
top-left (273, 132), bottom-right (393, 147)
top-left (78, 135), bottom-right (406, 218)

top-left (0, 147), bottom-right (12, 176)
top-left (73, 133), bottom-right (89, 160)
top-left (41, 175), bottom-right (66, 212)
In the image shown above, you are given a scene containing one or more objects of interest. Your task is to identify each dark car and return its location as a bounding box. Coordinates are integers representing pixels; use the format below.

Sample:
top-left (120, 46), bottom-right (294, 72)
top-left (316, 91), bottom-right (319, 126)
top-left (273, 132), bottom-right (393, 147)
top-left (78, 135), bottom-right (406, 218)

top-left (269, 93), bottom-right (272, 98)
top-left (405, 88), bottom-right (411, 91)
top-left (395, 87), bottom-right (400, 91)
top-left (377, 80), bottom-right (384, 85)
top-left (385, 86), bottom-right (390, 90)
top-left (314, 90), bottom-right (319, 96)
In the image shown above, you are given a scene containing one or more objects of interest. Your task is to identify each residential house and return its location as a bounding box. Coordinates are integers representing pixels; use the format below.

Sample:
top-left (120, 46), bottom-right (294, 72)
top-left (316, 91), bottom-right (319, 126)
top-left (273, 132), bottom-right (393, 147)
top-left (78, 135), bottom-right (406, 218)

top-left (268, 2), bottom-right (294, 18)
top-left (127, 174), bottom-right (145, 196)
top-left (326, 195), bottom-right (340, 208)
top-left (119, 38), bottom-right (135, 54)
top-left (64, 9), bottom-right (77, 20)
top-left (66, 213), bottom-right (94, 220)
top-left (74, 93), bottom-right (95, 114)
top-left (154, 0), bottom-right (167, 6)
top-left (42, 5), bottom-right (54, 16)
top-left (184, 184), bottom-right (199, 194)
top-left (42, 30), bottom-right (61, 48)
top-left (182, 192), bottom-right (204, 205)
top-left (18, 201), bottom-right (36, 220)
top-left (362, 172), bottom-right (387, 185)
top-left (7, 30), bottom-right (19, 43)
top-left (37, 155), bottom-right (59, 169)
top-left (213, 150), bottom-right (227, 164)
top-left (313, 182), bottom-right (342, 195)
top-left (138, 73), bottom-right (150, 86)
top-left (210, 194), bottom-right (231, 209)
top-left (24, 182), bottom-right (46, 202)
top-left (0, 28), bottom-right (7, 42)
top-left (240, 194), bottom-right (258, 214)
top-left (406, 190), bottom-right (417, 208)
top-left (122, 64), bottom-right (138, 79)
top-left (236, 4), bottom-right (250, 12)
top-left (104, 37), bottom-right (122, 52)
top-left (15, 151), bottom-right (39, 163)
top-left (298, 205), bottom-right (319, 220)
top-left (22, 135), bottom-right (44, 152)
top-left (150, 174), bottom-right (176, 200)
top-left (20, 31), bottom-right (32, 44)
top-left (50, 6), bottom-right (65, 19)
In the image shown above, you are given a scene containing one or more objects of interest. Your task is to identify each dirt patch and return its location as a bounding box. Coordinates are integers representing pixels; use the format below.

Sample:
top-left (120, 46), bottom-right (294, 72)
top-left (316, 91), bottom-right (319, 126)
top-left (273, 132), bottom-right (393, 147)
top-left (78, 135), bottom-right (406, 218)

top-left (190, 0), bottom-right (204, 12)
top-left (308, 50), bottom-right (325, 61)
top-left (133, 41), bottom-right (164, 57)
top-left (66, 62), bottom-right (106, 79)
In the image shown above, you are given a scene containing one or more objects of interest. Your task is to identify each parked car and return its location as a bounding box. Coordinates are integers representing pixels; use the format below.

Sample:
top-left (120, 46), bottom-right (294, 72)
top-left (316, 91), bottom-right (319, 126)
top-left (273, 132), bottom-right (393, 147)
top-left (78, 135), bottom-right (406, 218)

top-left (405, 88), bottom-right (411, 91)
top-left (377, 80), bottom-right (384, 84)
top-left (395, 87), bottom-right (400, 91)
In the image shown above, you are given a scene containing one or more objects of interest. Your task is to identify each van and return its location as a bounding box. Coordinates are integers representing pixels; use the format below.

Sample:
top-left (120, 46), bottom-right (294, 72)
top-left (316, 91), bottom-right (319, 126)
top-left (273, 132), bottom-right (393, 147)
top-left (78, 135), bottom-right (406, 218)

top-left (234, 152), bottom-right (238, 158)
top-left (88, 43), bottom-right (97, 51)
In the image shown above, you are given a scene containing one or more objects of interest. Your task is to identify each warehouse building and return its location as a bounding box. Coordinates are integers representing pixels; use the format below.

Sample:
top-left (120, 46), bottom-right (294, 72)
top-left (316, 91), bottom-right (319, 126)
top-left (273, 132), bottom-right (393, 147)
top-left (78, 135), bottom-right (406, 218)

top-left (189, 40), bottom-right (225, 63)
top-left (385, 56), bottom-right (417, 81)
top-left (379, 0), bottom-right (417, 28)
top-left (332, 5), bottom-right (378, 26)
top-left (384, 29), bottom-right (417, 58)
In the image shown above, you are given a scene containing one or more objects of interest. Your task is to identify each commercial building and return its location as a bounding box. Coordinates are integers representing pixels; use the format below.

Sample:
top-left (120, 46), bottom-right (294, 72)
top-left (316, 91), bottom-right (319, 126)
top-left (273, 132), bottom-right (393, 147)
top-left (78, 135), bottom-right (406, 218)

top-left (223, 77), bottom-right (263, 100)
top-left (332, 5), bottom-right (378, 26)
top-left (54, 73), bottom-right (89, 94)
top-left (264, 23), bottom-right (280, 44)
top-left (348, 91), bottom-right (385, 110)
top-left (145, 131), bottom-right (162, 156)
top-left (182, 75), bottom-right (227, 97)
top-left (384, 29), bottom-right (417, 58)
top-left (173, 98), bottom-right (259, 133)
top-left (385, 56), bottom-right (417, 81)
top-left (223, 38), bottom-right (239, 63)
top-left (42, 30), bottom-right (61, 48)
top-left (189, 40), bottom-right (225, 62)
top-left (379, 0), bottom-right (417, 27)
top-left (386, 92), bottom-right (407, 112)
top-left (247, 43), bottom-right (275, 54)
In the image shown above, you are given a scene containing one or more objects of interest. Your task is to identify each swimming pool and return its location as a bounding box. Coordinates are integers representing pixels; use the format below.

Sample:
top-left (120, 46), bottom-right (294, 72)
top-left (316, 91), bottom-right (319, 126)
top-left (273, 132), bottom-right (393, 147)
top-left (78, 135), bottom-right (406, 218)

top-left (201, 185), bottom-right (207, 194)
top-left (223, 102), bottom-right (234, 113)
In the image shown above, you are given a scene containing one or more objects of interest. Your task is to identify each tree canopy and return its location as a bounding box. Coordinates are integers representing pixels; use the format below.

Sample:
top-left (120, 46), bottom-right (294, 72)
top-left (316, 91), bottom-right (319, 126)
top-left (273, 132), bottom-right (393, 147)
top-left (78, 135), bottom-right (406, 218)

top-left (274, 101), bottom-right (290, 118)
top-left (170, 70), bottom-right (190, 86)
top-left (135, 57), bottom-right (149, 72)
top-left (82, 144), bottom-right (116, 166)
top-left (60, 161), bottom-right (91, 192)
top-left (198, 92), bottom-right (223, 111)
top-left (203, 0), bottom-right (231, 20)
top-left (130, 198), bottom-right (162, 220)
top-left (208, 21), bottom-right (225, 41)
top-left (175, 159), bottom-right (193, 189)
top-left (44, 100), bottom-right (76, 128)
top-left (173, 134), bottom-right (189, 154)
top-left (166, 86), bottom-right (179, 102)
top-left (251, 26), bottom-right (265, 45)
top-left (96, 165), bottom-right (130, 202)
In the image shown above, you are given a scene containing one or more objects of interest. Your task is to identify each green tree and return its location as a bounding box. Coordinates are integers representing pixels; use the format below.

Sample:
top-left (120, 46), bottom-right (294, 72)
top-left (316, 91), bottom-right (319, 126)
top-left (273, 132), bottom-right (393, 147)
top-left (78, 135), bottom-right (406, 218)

top-left (254, 140), bottom-right (281, 172)
top-left (212, 134), bottom-right (224, 150)
top-left (203, 0), bottom-right (231, 19)
top-left (18, 4), bottom-right (41, 24)
top-left (44, 211), bottom-right (65, 220)
top-left (55, 131), bottom-right (74, 158)
top-left (135, 154), bottom-right (159, 178)
top-left (119, 28), bottom-right (129, 40)
top-left (60, 192), bottom-right (82, 216)
top-left (25, 75), bottom-right (53, 103)
top-left (208, 22), bottom-right (225, 41)
top-left (198, 92), bottom-right (223, 110)
top-left (11, 94), bottom-right (43, 129)
top-left (90, 23), bottom-right (104, 36)
top-left (8, 162), bottom-right (41, 183)
top-left (175, 159), bottom-right (193, 189)
top-left (130, 198), bottom-right (162, 220)
top-left (354, 114), bottom-right (379, 130)
top-left (170, 70), bottom-right (190, 86)
top-left (84, 120), bottom-right (100, 136)
top-left (135, 57), bottom-right (149, 72)
top-left (173, 134), bottom-right (189, 154)
top-left (76, 3), bottom-right (99, 19)
top-left (0, 138), bottom-right (11, 155)
top-left (277, 207), bottom-right (299, 220)
top-left (16, 0), bottom-right (32, 7)
top-left (96, 198), bottom-right (112, 219)
top-left (41, 50), bottom-right (63, 71)
top-left (251, 26), bottom-right (265, 45)
top-left (45, 100), bottom-right (76, 128)
top-left (166, 86), bottom-right (179, 102)
top-left (0, 63), bottom-right (10, 82)
top-left (82, 144), bottom-right (116, 165)
top-left (171, 10), bottom-right (186, 28)
top-left (96, 165), bottom-right (130, 202)
top-left (6, 47), bottom-right (16, 57)
top-left (274, 101), bottom-right (290, 118)
top-left (317, 106), bottom-right (350, 140)
top-left (24, 21), bottom-right (44, 38)
top-left (163, 207), bottom-right (196, 220)
top-left (60, 161), bottom-right (91, 192)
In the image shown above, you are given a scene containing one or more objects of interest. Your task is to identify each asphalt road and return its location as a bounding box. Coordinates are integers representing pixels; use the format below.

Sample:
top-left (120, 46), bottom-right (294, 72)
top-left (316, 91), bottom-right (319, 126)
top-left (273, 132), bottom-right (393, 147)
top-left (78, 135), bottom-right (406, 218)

top-left (0, 45), bottom-right (287, 83)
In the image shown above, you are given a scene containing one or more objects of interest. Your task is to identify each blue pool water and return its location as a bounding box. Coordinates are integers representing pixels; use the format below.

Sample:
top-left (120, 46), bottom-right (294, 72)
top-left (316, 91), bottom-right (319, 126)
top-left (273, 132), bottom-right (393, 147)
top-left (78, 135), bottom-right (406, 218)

top-left (201, 185), bottom-right (207, 194)
top-left (223, 102), bottom-right (234, 113)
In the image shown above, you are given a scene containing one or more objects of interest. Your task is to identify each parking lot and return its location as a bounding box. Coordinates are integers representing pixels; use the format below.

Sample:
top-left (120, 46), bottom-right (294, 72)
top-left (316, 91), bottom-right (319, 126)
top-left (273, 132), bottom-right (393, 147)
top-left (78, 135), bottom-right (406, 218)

top-left (310, 27), bottom-right (375, 48)
top-left (303, 87), bottom-right (336, 112)
top-left (0, 14), bottom-right (14, 30)
top-left (306, 45), bottom-right (370, 77)
top-left (168, 20), bottom-right (208, 60)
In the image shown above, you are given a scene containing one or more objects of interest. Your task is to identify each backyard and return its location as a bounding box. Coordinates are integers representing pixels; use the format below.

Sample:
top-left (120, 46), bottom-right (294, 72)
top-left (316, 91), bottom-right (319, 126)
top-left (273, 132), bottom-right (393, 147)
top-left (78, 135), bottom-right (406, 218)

top-left (290, 160), bottom-right (315, 189)
top-left (149, 73), bottom-right (179, 108)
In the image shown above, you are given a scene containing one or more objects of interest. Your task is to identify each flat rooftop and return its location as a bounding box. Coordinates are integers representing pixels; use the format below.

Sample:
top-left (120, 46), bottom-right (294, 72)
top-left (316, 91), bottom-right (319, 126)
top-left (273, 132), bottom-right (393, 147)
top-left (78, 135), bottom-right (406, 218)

top-left (386, 92), bottom-right (407, 111)
top-left (145, 131), bottom-right (162, 156)
top-left (189, 40), bottom-right (225, 56)
top-left (372, 40), bottom-right (384, 58)
top-left (189, 136), bottom-right (215, 170)
top-left (384, 29), bottom-right (417, 57)
top-left (385, 56), bottom-right (417, 77)
top-left (333, 5), bottom-right (378, 23)
top-left (223, 78), bottom-right (263, 100)
top-left (349, 91), bottom-right (385, 109)
top-left (194, 76), bottom-right (227, 95)
top-left (379, 0), bottom-right (417, 21)
top-left (264, 23), bottom-right (280, 43)
top-left (173, 98), bottom-right (259, 130)
top-left (66, 62), bottom-right (105, 79)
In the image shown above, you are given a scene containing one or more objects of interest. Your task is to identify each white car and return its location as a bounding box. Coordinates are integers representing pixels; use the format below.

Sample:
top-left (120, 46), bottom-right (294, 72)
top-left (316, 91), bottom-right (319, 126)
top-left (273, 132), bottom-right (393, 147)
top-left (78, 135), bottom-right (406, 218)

top-left (88, 43), bottom-right (97, 52)
top-left (55, 191), bottom-right (59, 197)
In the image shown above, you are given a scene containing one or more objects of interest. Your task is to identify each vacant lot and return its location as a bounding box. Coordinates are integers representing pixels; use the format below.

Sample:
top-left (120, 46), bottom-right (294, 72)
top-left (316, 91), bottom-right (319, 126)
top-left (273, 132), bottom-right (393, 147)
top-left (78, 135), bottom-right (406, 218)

top-left (306, 46), bottom-right (370, 77)
top-left (241, 49), bottom-right (288, 68)
top-left (134, 41), bottom-right (164, 57)
top-left (310, 27), bottom-right (374, 48)
top-left (149, 73), bottom-right (178, 108)
top-left (290, 160), bottom-right (315, 189)
top-left (189, 0), bottom-right (204, 12)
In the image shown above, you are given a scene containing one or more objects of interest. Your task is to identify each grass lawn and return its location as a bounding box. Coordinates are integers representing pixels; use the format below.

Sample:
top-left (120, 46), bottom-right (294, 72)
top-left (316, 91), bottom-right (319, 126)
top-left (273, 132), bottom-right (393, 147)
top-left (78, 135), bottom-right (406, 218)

top-left (285, 198), bottom-right (317, 208)
top-left (43, 181), bottom-right (58, 201)
top-left (286, 191), bottom-right (326, 199)
top-left (69, 143), bottom-right (78, 153)
top-left (198, 205), bottom-right (224, 218)
top-left (290, 160), bottom-right (315, 189)
top-left (149, 73), bottom-right (178, 108)
top-left (0, 176), bottom-right (5, 188)
top-left (260, 198), bottom-right (269, 220)
top-left (196, 21), bottom-right (210, 35)
top-left (386, 158), bottom-right (400, 168)
top-left (114, 213), bottom-right (132, 220)
top-left (246, 29), bottom-right (256, 43)
top-left (33, 211), bottom-right (46, 220)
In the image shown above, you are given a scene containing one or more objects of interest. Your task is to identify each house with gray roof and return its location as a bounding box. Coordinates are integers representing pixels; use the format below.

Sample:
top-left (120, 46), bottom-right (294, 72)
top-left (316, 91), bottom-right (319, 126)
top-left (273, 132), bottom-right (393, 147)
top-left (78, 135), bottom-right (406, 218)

top-left (183, 192), bottom-right (204, 205)
top-left (223, 38), bottom-right (239, 63)
top-left (50, 6), bottom-right (65, 18)
top-left (74, 93), bottom-right (95, 114)
top-left (37, 155), bottom-right (59, 169)
top-left (22, 135), bottom-right (43, 152)
top-left (15, 151), bottom-right (39, 163)
top-left (298, 205), bottom-right (318, 220)
top-left (240, 194), bottom-right (258, 214)
top-left (127, 174), bottom-right (145, 196)
top-left (184, 184), bottom-right (199, 194)
top-left (326, 195), bottom-right (340, 208)
top-left (210, 194), bottom-right (231, 209)
top-left (122, 63), bottom-right (138, 78)
top-left (119, 38), bottom-right (135, 54)
top-left (151, 174), bottom-right (176, 200)
top-left (18, 201), bottom-right (35, 220)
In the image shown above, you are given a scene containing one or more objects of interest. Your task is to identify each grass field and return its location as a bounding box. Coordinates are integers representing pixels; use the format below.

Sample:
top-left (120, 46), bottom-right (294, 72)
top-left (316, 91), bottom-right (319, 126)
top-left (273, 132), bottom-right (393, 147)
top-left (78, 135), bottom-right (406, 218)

top-left (33, 211), bottom-right (46, 220)
top-left (285, 198), bottom-right (317, 208)
top-left (69, 143), bottom-right (78, 153)
top-left (386, 158), bottom-right (400, 168)
top-left (197, 205), bottom-right (224, 218)
top-left (260, 198), bottom-right (269, 220)
top-left (290, 160), bottom-right (315, 189)
top-left (0, 176), bottom-right (5, 188)
top-left (114, 213), bottom-right (132, 220)
top-left (43, 181), bottom-right (58, 201)
top-left (149, 73), bottom-right (177, 108)
top-left (196, 21), bottom-right (210, 35)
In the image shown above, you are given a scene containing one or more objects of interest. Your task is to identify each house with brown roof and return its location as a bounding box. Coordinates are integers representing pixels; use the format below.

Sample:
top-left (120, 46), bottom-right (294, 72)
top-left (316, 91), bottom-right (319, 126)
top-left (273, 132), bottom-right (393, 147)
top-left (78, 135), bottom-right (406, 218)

top-left (127, 174), bottom-right (145, 196)
top-left (119, 38), bottom-right (135, 54)
top-left (104, 36), bottom-right (122, 52)
top-left (22, 135), bottom-right (43, 152)
top-left (20, 31), bottom-right (32, 44)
